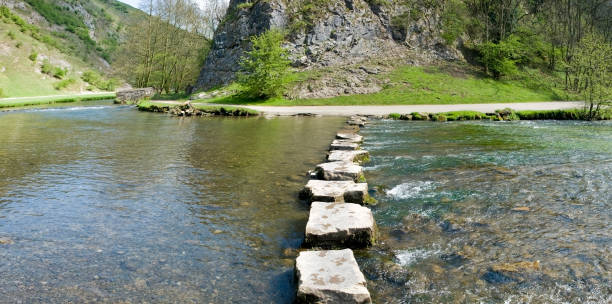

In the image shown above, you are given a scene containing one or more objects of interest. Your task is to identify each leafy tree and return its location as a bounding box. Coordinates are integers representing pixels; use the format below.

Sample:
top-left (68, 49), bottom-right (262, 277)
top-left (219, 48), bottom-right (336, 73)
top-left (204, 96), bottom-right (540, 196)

top-left (570, 33), bottom-right (612, 119)
top-left (238, 29), bottom-right (291, 98)
top-left (478, 35), bottom-right (525, 78)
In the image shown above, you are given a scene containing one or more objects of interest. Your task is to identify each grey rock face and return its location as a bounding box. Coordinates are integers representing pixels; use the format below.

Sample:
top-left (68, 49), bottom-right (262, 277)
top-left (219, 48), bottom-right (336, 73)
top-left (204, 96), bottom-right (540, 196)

top-left (195, 0), bottom-right (286, 90)
top-left (295, 249), bottom-right (371, 304)
top-left (315, 161), bottom-right (364, 181)
top-left (305, 202), bottom-right (375, 248)
top-left (195, 0), bottom-right (459, 92)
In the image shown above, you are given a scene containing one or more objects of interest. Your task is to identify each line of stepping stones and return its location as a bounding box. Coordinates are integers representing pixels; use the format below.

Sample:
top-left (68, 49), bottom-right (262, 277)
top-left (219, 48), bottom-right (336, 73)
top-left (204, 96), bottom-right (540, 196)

top-left (296, 116), bottom-right (375, 304)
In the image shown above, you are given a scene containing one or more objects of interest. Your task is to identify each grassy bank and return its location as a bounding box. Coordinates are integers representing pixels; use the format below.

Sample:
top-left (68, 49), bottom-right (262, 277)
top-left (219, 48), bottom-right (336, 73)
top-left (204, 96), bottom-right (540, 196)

top-left (0, 93), bottom-right (116, 109)
top-left (137, 101), bottom-right (259, 117)
top-left (388, 108), bottom-right (611, 121)
top-left (198, 65), bottom-right (580, 106)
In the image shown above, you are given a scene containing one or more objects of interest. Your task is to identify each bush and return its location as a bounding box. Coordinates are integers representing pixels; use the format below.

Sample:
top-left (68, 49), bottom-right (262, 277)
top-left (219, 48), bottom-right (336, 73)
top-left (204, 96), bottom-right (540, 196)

top-left (238, 29), bottom-right (291, 98)
top-left (82, 70), bottom-right (118, 91)
top-left (41, 59), bottom-right (53, 74)
top-left (477, 35), bottom-right (525, 78)
top-left (388, 113), bottom-right (401, 120)
top-left (28, 51), bottom-right (37, 61)
top-left (54, 78), bottom-right (76, 90)
top-left (7, 30), bottom-right (15, 39)
top-left (15, 41), bottom-right (22, 48)
top-left (52, 66), bottom-right (67, 79)
top-left (440, 0), bottom-right (468, 45)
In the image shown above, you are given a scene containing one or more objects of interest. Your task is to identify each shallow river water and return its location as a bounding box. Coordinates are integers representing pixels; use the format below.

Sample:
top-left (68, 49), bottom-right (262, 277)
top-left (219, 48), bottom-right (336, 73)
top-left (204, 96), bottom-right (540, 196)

top-left (359, 120), bottom-right (611, 303)
top-left (0, 103), bottom-right (345, 303)
top-left (1, 104), bottom-right (610, 303)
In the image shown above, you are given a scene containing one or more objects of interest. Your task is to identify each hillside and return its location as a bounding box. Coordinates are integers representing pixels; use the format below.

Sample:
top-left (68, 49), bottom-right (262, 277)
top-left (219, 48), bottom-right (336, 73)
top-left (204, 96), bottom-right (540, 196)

top-left (0, 0), bottom-right (144, 97)
top-left (195, 0), bottom-right (611, 104)
top-left (196, 0), bottom-right (458, 95)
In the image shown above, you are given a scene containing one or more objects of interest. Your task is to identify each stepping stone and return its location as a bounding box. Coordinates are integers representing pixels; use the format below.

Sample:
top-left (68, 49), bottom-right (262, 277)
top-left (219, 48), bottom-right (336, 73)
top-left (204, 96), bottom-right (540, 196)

top-left (336, 133), bottom-right (363, 143)
top-left (347, 120), bottom-right (366, 127)
top-left (315, 161), bottom-right (364, 181)
top-left (347, 116), bottom-right (367, 127)
top-left (301, 180), bottom-right (368, 204)
top-left (295, 249), bottom-right (371, 304)
top-left (328, 150), bottom-right (370, 163)
top-left (330, 140), bottom-right (359, 151)
top-left (305, 202), bottom-right (376, 248)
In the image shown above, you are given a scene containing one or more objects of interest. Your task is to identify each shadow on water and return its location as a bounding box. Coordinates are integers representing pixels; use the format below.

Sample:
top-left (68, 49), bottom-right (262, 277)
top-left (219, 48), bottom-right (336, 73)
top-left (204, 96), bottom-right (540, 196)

top-left (0, 104), bottom-right (345, 303)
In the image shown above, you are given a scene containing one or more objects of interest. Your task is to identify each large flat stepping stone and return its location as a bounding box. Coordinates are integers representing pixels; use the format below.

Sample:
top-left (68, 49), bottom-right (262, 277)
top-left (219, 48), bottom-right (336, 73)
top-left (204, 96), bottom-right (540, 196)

top-left (328, 150), bottom-right (370, 163)
top-left (315, 161), bottom-right (364, 181)
top-left (336, 133), bottom-right (363, 143)
top-left (296, 249), bottom-right (371, 303)
top-left (330, 140), bottom-right (360, 151)
top-left (305, 202), bottom-right (375, 248)
top-left (301, 180), bottom-right (368, 204)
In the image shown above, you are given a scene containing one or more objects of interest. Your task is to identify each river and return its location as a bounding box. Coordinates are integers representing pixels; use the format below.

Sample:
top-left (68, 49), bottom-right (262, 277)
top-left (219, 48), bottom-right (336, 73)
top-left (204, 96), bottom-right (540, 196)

top-left (1, 103), bottom-right (610, 303)
top-left (0, 102), bottom-right (344, 303)
top-left (359, 119), bottom-right (611, 303)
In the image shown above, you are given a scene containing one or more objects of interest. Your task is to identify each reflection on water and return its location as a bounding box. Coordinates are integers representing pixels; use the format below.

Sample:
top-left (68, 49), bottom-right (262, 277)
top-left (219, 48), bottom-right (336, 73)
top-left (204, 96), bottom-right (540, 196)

top-left (0, 104), bottom-right (344, 303)
top-left (360, 120), bottom-right (612, 303)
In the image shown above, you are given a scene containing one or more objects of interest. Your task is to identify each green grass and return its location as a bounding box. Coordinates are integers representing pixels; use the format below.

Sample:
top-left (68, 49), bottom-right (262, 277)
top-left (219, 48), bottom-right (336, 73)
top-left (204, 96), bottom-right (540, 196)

top-left (0, 93), bottom-right (116, 108)
top-left (200, 65), bottom-right (580, 106)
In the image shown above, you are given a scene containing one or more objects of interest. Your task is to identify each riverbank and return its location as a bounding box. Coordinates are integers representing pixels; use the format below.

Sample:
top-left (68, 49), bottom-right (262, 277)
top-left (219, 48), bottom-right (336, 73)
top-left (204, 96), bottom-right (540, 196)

top-left (0, 92), bottom-right (116, 109)
top-left (143, 100), bottom-right (594, 118)
top-left (137, 101), bottom-right (259, 117)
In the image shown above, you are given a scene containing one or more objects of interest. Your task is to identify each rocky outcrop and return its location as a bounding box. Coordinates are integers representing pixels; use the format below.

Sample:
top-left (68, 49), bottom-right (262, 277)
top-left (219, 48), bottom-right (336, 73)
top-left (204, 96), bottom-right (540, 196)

top-left (195, 0), bottom-right (460, 93)
top-left (195, 0), bottom-right (287, 90)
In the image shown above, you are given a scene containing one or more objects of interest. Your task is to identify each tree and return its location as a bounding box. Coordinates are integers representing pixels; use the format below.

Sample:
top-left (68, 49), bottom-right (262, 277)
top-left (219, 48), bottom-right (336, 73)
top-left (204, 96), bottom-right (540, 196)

top-left (238, 29), bottom-right (291, 99)
top-left (114, 0), bottom-right (210, 93)
top-left (570, 33), bottom-right (611, 119)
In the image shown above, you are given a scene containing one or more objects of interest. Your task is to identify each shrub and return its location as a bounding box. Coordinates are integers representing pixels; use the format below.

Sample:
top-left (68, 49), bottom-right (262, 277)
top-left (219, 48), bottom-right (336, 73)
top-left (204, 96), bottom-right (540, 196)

top-left (15, 41), bottom-right (22, 48)
top-left (7, 30), bottom-right (15, 39)
top-left (477, 35), bottom-right (525, 78)
top-left (82, 70), bottom-right (118, 91)
top-left (52, 66), bottom-right (67, 79)
top-left (388, 113), bottom-right (401, 120)
top-left (238, 29), bottom-right (291, 98)
top-left (28, 51), bottom-right (38, 61)
top-left (237, 2), bottom-right (254, 9)
top-left (440, 0), bottom-right (468, 45)
top-left (54, 78), bottom-right (76, 90)
top-left (41, 59), bottom-right (53, 74)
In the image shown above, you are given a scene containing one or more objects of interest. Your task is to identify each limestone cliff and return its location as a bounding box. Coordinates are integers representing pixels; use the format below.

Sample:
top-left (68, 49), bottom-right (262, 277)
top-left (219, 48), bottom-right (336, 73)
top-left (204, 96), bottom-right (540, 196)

top-left (195, 0), bottom-right (460, 95)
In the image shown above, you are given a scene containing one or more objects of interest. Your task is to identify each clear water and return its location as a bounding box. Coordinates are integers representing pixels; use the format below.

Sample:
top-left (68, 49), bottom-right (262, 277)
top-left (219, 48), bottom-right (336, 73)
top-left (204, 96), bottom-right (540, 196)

top-left (359, 120), bottom-right (612, 303)
top-left (0, 103), bottom-right (345, 303)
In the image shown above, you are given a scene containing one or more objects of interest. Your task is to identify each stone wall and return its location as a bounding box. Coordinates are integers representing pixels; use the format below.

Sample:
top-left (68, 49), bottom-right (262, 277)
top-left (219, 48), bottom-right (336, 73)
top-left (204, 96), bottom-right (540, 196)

top-left (115, 88), bottom-right (156, 104)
